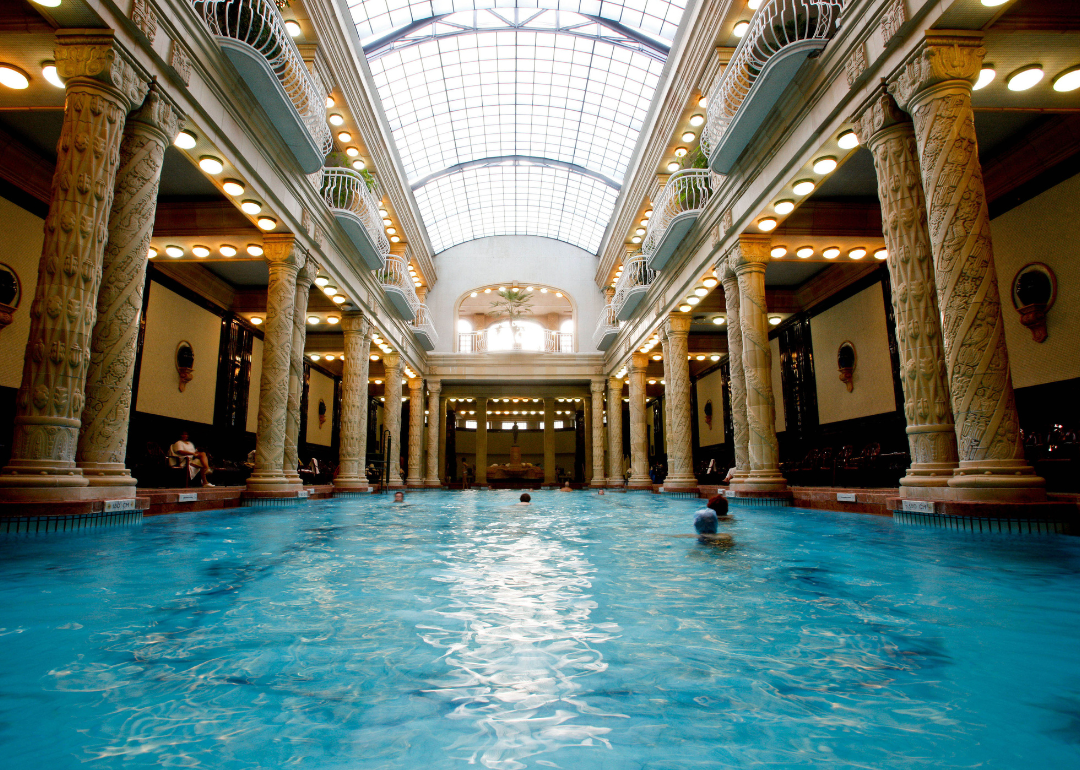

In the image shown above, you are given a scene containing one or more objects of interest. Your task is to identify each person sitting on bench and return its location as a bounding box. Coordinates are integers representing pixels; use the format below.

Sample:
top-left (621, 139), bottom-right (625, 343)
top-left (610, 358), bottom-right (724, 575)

top-left (169, 431), bottom-right (214, 487)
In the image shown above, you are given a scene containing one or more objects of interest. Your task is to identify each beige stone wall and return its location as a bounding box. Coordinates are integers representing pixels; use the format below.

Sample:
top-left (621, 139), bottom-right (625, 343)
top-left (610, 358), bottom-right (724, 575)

top-left (246, 336), bottom-right (263, 433)
top-left (454, 428), bottom-right (575, 467)
top-left (696, 367), bottom-right (726, 446)
top-left (136, 282), bottom-right (221, 424)
top-left (992, 172), bottom-right (1080, 389)
top-left (770, 336), bottom-right (786, 433)
top-left (811, 284), bottom-right (895, 425)
top-left (305, 367), bottom-right (335, 447)
top-left (0, 198), bottom-right (44, 390)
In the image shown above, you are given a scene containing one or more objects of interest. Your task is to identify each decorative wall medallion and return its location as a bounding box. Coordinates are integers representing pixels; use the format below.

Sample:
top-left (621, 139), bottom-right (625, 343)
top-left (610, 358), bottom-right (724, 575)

top-left (1011, 262), bottom-right (1057, 343)
top-left (176, 341), bottom-right (194, 391)
top-left (703, 398), bottom-right (714, 428)
top-left (880, 0), bottom-right (907, 47)
top-left (846, 41), bottom-right (867, 88)
top-left (837, 340), bottom-right (856, 392)
top-left (130, 0), bottom-right (158, 43)
top-left (169, 39), bottom-right (191, 86)
top-left (0, 262), bottom-right (21, 332)
top-left (318, 398), bottom-right (327, 427)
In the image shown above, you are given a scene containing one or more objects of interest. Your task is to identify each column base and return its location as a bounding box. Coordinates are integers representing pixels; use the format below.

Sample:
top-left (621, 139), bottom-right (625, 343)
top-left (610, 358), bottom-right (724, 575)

top-left (334, 476), bottom-right (370, 492)
top-left (731, 469), bottom-right (787, 493)
top-left (0, 458), bottom-right (89, 490)
top-left (246, 471), bottom-right (303, 494)
top-left (77, 461), bottom-right (138, 488)
top-left (405, 479), bottom-right (426, 488)
top-left (627, 475), bottom-right (652, 490)
top-left (590, 479), bottom-right (607, 488)
top-left (661, 473), bottom-right (699, 491)
top-left (423, 479), bottom-right (443, 488)
top-left (947, 460), bottom-right (1045, 501)
top-left (900, 462), bottom-right (959, 493)
top-left (606, 478), bottom-right (626, 488)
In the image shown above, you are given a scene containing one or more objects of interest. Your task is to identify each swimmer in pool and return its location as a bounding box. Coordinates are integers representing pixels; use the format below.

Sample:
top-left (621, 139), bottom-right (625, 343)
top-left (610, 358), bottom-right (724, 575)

top-left (393, 491), bottom-right (404, 503)
top-left (518, 493), bottom-right (531, 504)
top-left (597, 489), bottom-right (605, 496)
top-left (559, 481), bottom-right (573, 492)
top-left (706, 494), bottom-right (731, 519)
top-left (693, 508), bottom-right (733, 546)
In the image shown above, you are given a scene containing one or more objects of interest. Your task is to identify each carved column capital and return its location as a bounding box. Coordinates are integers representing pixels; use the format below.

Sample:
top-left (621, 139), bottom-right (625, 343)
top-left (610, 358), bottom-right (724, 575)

top-left (426, 378), bottom-right (442, 395)
top-left (888, 31), bottom-right (985, 111)
top-left (408, 377), bottom-right (423, 393)
top-left (262, 235), bottom-right (304, 270)
top-left (851, 81), bottom-right (911, 145)
top-left (127, 78), bottom-right (184, 143)
top-left (384, 351), bottom-right (401, 374)
top-left (665, 314), bottom-right (692, 338)
top-left (296, 253), bottom-right (320, 293)
top-left (54, 30), bottom-right (147, 110)
top-left (590, 377), bottom-right (606, 395)
top-left (732, 235), bottom-right (771, 274)
top-left (341, 310), bottom-right (368, 336)
top-left (629, 351), bottom-right (649, 375)
top-left (608, 375), bottom-right (624, 391)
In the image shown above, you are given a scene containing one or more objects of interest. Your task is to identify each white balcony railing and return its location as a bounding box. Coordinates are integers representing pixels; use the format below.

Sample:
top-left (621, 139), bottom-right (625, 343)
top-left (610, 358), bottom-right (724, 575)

top-left (410, 303), bottom-right (439, 351)
top-left (641, 169), bottom-right (713, 271)
top-left (593, 303), bottom-right (620, 351)
top-left (458, 331), bottom-right (487, 353)
top-left (457, 329), bottom-right (574, 353)
top-left (544, 331), bottom-right (574, 353)
top-left (320, 167), bottom-right (389, 270)
top-left (611, 252), bottom-right (655, 321)
top-left (194, 0), bottom-right (332, 171)
top-left (379, 254), bottom-right (422, 321)
top-left (701, 0), bottom-right (842, 173)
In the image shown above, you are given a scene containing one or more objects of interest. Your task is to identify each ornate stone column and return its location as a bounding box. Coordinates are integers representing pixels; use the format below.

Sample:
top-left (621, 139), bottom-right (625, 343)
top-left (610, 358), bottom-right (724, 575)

top-left (606, 376), bottom-right (625, 487)
top-left (283, 254), bottom-right (318, 484)
top-left (76, 81), bottom-right (182, 491)
top-left (720, 260), bottom-right (750, 483)
top-left (475, 398), bottom-right (488, 486)
top-left (424, 380), bottom-right (442, 487)
top-left (437, 395), bottom-right (448, 484)
top-left (0, 33), bottom-right (146, 498)
top-left (334, 311), bottom-right (370, 492)
top-left (733, 236), bottom-right (787, 492)
top-left (383, 352), bottom-right (404, 487)
top-left (890, 32), bottom-right (1042, 499)
top-left (662, 316), bottom-right (698, 489)
top-left (627, 353), bottom-right (652, 489)
top-left (543, 398), bottom-right (556, 485)
top-left (590, 378), bottom-right (606, 486)
top-left (583, 396), bottom-right (593, 483)
top-left (406, 377), bottom-right (424, 487)
top-left (247, 235), bottom-right (302, 493)
top-left (854, 84), bottom-right (960, 495)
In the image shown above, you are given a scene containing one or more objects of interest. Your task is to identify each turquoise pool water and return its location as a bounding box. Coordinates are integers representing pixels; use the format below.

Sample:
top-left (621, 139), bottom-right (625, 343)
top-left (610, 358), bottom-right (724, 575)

top-left (1, 491), bottom-right (1079, 768)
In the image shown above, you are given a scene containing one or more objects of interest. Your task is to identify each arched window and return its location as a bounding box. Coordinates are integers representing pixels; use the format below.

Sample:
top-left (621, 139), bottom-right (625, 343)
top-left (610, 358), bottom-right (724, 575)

top-left (487, 319), bottom-right (545, 352)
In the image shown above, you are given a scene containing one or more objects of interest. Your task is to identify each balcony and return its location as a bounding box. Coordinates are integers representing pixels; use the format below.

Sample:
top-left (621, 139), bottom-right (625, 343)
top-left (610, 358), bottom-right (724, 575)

top-left (593, 303), bottom-right (619, 351)
top-left (701, 0), bottom-right (842, 174)
top-left (611, 252), bottom-right (655, 322)
top-left (320, 168), bottom-right (388, 270)
top-left (194, 0), bottom-right (332, 173)
top-left (642, 169), bottom-right (713, 271)
top-left (456, 329), bottom-right (574, 353)
top-left (410, 303), bottom-right (438, 351)
top-left (378, 254), bottom-right (421, 321)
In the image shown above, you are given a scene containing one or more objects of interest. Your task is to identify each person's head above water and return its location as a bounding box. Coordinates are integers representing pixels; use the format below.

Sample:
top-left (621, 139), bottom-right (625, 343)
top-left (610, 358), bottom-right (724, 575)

top-left (393, 491), bottom-right (404, 502)
top-left (520, 493), bottom-right (531, 503)
top-left (694, 509), bottom-right (719, 535)
top-left (706, 494), bottom-right (729, 517)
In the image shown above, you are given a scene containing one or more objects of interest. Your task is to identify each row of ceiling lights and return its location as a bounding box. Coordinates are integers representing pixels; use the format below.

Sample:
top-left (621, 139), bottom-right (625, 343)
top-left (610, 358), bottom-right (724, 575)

top-left (0, 60), bottom-right (64, 90)
top-left (147, 243), bottom-right (264, 259)
top-left (770, 244), bottom-right (888, 260)
top-left (755, 129), bottom-right (859, 232)
top-left (974, 63), bottom-right (1080, 93)
top-left (468, 285), bottom-right (564, 297)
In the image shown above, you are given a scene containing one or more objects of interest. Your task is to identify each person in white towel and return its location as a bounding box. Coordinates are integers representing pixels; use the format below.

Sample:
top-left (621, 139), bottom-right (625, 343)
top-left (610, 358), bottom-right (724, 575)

top-left (169, 432), bottom-right (213, 487)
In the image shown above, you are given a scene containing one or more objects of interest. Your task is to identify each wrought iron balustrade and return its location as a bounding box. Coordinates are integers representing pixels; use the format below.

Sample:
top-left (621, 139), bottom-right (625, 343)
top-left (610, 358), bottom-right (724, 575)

top-left (593, 303), bottom-right (620, 351)
top-left (410, 303), bottom-right (438, 351)
top-left (320, 167), bottom-right (389, 269)
top-left (611, 252), bottom-right (655, 321)
top-left (641, 169), bottom-right (713, 270)
top-left (378, 254), bottom-right (422, 321)
top-left (544, 331), bottom-right (574, 353)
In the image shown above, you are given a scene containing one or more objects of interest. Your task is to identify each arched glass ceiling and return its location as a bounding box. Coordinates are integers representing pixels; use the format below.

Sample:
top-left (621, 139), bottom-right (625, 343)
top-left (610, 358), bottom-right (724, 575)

top-left (351, 3), bottom-right (687, 254)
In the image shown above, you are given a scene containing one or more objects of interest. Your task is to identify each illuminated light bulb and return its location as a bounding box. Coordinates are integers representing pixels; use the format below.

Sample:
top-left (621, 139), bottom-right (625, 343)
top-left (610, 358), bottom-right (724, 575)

top-left (813, 156), bottom-right (838, 174)
top-left (387, 227), bottom-right (396, 235)
top-left (771, 246), bottom-right (787, 258)
top-left (326, 95), bottom-right (335, 108)
top-left (792, 179), bottom-right (815, 195)
top-left (192, 245), bottom-right (210, 258)
top-left (241, 200), bottom-right (262, 215)
top-left (667, 161), bottom-right (681, 173)
top-left (337, 131), bottom-right (352, 142)
top-left (346, 147), bottom-right (359, 157)
top-left (323, 285), bottom-right (338, 296)
top-left (246, 244), bottom-right (264, 257)
top-left (556, 292), bottom-right (563, 297)
top-left (686, 296), bottom-right (700, 305)
top-left (324, 354), bottom-right (335, 361)
top-left (769, 316), bottom-right (781, 326)
top-left (679, 304), bottom-right (691, 312)
top-left (174, 130), bottom-right (197, 149)
top-left (703, 277), bottom-right (718, 288)
top-left (41, 63), bottom-right (63, 88)
top-left (526, 286), bottom-right (533, 291)
top-left (674, 147), bottom-right (688, 158)
top-left (307, 315), bottom-right (321, 324)
top-left (311, 354), bottom-right (321, 361)
top-left (748, 0), bottom-right (762, 7)
top-left (352, 160), bottom-right (366, 170)
top-left (391, 236), bottom-right (400, 242)
top-left (1007, 65), bottom-right (1043, 91)
top-left (974, 67), bottom-right (996, 91)
top-left (222, 179), bottom-right (245, 196)
top-left (251, 316), bottom-right (263, 325)
top-left (470, 291), bottom-right (477, 297)
top-left (733, 20), bottom-right (750, 37)
top-left (823, 246), bottom-right (840, 259)
top-left (681, 131), bottom-right (696, 142)
top-left (797, 246), bottom-right (814, 259)
top-left (635, 228), bottom-right (646, 235)
top-left (774, 199), bottom-right (795, 215)
top-left (712, 317), bottom-right (725, 325)
top-left (874, 248), bottom-right (888, 260)
top-left (710, 355), bottom-right (720, 362)
top-left (640, 219), bottom-right (649, 227)
top-left (648, 379), bottom-right (656, 385)
top-left (315, 276), bottom-right (329, 287)
top-left (331, 295), bottom-right (347, 304)
top-left (689, 114), bottom-right (705, 127)
top-left (147, 247), bottom-right (157, 259)
top-left (698, 96), bottom-right (707, 108)
top-left (848, 247), bottom-right (866, 260)
top-left (32, 0), bottom-right (62, 6)
top-left (694, 288), bottom-right (708, 297)
top-left (327, 316), bottom-right (340, 325)
top-left (257, 216), bottom-right (277, 230)
top-left (198, 156), bottom-right (224, 174)
top-left (837, 130), bottom-right (859, 150)
top-left (981, 0), bottom-right (1008, 5)
top-left (696, 355), bottom-right (706, 361)
top-left (644, 209), bottom-right (653, 218)
top-left (757, 217), bottom-right (778, 232)
top-left (379, 208), bottom-right (388, 216)
top-left (652, 355), bottom-right (662, 361)
top-left (631, 237), bottom-right (641, 243)
top-left (329, 114), bottom-right (344, 126)
top-left (484, 288), bottom-right (492, 293)
top-left (0, 65), bottom-right (30, 90)
top-left (165, 245), bottom-right (184, 258)
top-left (285, 20), bottom-right (301, 37)
top-left (1053, 66), bottom-right (1080, 92)
top-left (383, 218), bottom-right (392, 226)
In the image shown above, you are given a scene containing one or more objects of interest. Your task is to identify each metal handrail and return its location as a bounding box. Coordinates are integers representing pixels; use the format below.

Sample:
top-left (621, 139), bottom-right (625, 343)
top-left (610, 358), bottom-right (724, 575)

top-left (701, 0), bottom-right (842, 156)
top-left (611, 252), bottom-right (655, 317)
top-left (194, 0), bottom-right (332, 154)
top-left (320, 168), bottom-right (390, 259)
top-left (411, 303), bottom-right (439, 346)
top-left (378, 254), bottom-right (422, 313)
top-left (593, 302), bottom-right (618, 340)
top-left (641, 169), bottom-right (713, 257)
top-left (544, 331), bottom-right (574, 353)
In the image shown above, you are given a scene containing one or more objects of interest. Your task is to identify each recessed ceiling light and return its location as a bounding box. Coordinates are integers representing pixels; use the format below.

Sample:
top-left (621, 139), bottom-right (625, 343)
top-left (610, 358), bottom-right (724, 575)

top-left (710, 355), bottom-right (720, 362)
top-left (337, 131), bottom-right (352, 142)
top-left (192, 245), bottom-right (210, 258)
top-left (323, 285), bottom-right (338, 296)
top-left (686, 296), bottom-right (700, 305)
top-left (644, 209), bottom-right (653, 218)
top-left (980, 0), bottom-right (1008, 5)
top-left (311, 354), bottom-right (322, 361)
top-left (733, 20), bottom-right (750, 37)
top-left (307, 315), bottom-right (320, 324)
top-left (689, 114), bottom-right (705, 127)
top-left (974, 67), bottom-right (996, 90)
top-left (792, 179), bottom-right (815, 196)
top-left (351, 160), bottom-right (366, 170)
top-left (247, 244), bottom-right (264, 257)
top-left (147, 247), bottom-right (157, 259)
top-left (327, 316), bottom-right (340, 324)
top-left (696, 354), bottom-right (706, 361)
top-left (635, 228), bottom-right (646, 235)
top-left (698, 96), bottom-right (707, 108)
top-left (848, 247), bottom-right (866, 260)
top-left (813, 156), bottom-right (838, 174)
top-left (331, 295), bottom-right (347, 304)
top-left (540, 287), bottom-right (548, 293)
top-left (640, 219), bottom-right (649, 227)
top-left (241, 200), bottom-right (262, 215)
top-left (346, 147), bottom-right (359, 157)
top-left (1007, 65), bottom-right (1043, 91)
top-left (329, 114), bottom-right (344, 127)
top-left (555, 292), bottom-right (563, 297)
top-left (874, 248), bottom-right (888, 260)
top-left (222, 179), bottom-right (245, 196)
top-left (771, 246), bottom-right (787, 258)
top-left (325, 355), bottom-right (336, 361)
top-left (631, 236), bottom-right (641, 243)
top-left (0, 64), bottom-right (30, 90)
top-left (768, 316), bottom-right (781, 326)
top-left (31, 0), bottom-right (62, 6)
top-left (681, 131), bottom-right (696, 142)
top-left (199, 156), bottom-right (224, 174)
top-left (326, 95), bottom-right (335, 108)
top-left (220, 245), bottom-right (237, 257)
top-left (747, 0), bottom-right (762, 8)
top-left (251, 316), bottom-right (263, 325)
top-left (674, 147), bottom-right (688, 157)
top-left (370, 354), bottom-right (380, 361)
top-left (383, 218), bottom-right (392, 226)
top-left (797, 246), bottom-right (814, 258)
top-left (165, 245), bottom-right (184, 258)
top-left (41, 63), bottom-right (63, 88)
top-left (757, 217), bottom-right (777, 232)
top-left (667, 162), bottom-right (681, 173)
top-left (823, 247), bottom-right (840, 259)
top-left (679, 304), bottom-right (692, 312)
top-left (703, 277), bottom-right (718, 288)
top-left (1052, 66), bottom-right (1080, 92)
top-left (285, 20), bottom-right (301, 37)
top-left (694, 288), bottom-right (708, 297)
top-left (837, 130), bottom-right (859, 149)
top-left (484, 288), bottom-right (491, 293)
top-left (774, 199), bottom-right (795, 215)
top-left (174, 130), bottom-right (197, 149)
top-left (257, 217), bottom-right (277, 230)
top-left (713, 317), bottom-right (725, 325)
top-left (387, 227), bottom-right (396, 235)
top-left (391, 236), bottom-right (400, 242)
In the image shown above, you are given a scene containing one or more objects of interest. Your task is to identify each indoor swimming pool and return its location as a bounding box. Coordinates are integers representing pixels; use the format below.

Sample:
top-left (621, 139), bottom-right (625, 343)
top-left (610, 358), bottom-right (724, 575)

top-left (1, 491), bottom-right (1079, 769)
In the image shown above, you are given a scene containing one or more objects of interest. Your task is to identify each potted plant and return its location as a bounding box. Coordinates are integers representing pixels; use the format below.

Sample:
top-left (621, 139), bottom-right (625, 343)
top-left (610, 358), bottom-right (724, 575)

top-left (487, 288), bottom-right (533, 351)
